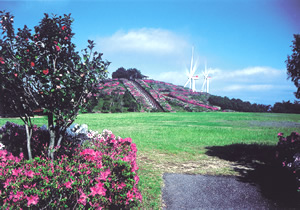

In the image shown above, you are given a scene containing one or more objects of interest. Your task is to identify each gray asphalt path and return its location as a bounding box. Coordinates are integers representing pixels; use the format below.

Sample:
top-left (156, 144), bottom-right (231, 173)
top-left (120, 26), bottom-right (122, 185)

top-left (162, 173), bottom-right (278, 210)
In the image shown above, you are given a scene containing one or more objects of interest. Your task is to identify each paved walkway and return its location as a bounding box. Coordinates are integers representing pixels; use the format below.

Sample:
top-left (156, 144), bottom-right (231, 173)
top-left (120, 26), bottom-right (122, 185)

top-left (162, 173), bottom-right (278, 210)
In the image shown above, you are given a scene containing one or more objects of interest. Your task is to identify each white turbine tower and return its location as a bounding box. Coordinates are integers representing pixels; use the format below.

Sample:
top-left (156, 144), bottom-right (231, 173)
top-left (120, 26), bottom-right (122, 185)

top-left (201, 62), bottom-right (211, 93)
top-left (184, 47), bottom-right (199, 92)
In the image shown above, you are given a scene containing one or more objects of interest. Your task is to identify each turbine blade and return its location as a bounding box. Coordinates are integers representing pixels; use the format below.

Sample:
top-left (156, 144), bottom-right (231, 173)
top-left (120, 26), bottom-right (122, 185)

top-left (192, 59), bottom-right (198, 75)
top-left (201, 79), bottom-right (206, 92)
top-left (207, 78), bottom-right (209, 93)
top-left (184, 79), bottom-right (190, 87)
top-left (190, 47), bottom-right (194, 76)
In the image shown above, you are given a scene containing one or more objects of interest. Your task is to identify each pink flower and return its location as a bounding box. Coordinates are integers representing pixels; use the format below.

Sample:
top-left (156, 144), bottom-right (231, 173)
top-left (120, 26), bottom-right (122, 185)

top-left (30, 62), bottom-right (35, 67)
top-left (9, 191), bottom-right (24, 202)
top-left (12, 168), bottom-right (22, 176)
top-left (97, 169), bottom-right (110, 181)
top-left (80, 148), bottom-right (96, 156)
top-left (89, 182), bottom-right (106, 196)
top-left (127, 190), bottom-right (134, 201)
top-left (61, 25), bottom-right (67, 30)
top-left (27, 194), bottom-right (39, 206)
top-left (118, 182), bottom-right (126, 189)
top-left (131, 162), bottom-right (139, 172)
top-left (4, 178), bottom-right (12, 188)
top-left (78, 192), bottom-right (88, 205)
top-left (277, 133), bottom-right (283, 137)
top-left (134, 175), bottom-right (139, 184)
top-left (25, 170), bottom-right (35, 178)
top-left (64, 180), bottom-right (74, 189)
top-left (56, 45), bottom-right (60, 51)
top-left (131, 143), bottom-right (137, 153)
top-left (123, 156), bottom-right (131, 162)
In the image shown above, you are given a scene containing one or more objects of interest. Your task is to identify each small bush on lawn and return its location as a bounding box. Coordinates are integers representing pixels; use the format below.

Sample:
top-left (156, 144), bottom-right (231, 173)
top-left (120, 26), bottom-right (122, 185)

top-left (276, 131), bottom-right (300, 192)
top-left (0, 128), bottom-right (142, 209)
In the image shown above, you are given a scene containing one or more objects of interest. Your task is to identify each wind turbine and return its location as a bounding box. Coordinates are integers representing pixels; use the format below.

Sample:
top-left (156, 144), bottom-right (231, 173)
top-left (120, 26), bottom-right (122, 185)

top-left (184, 47), bottom-right (199, 92)
top-left (201, 62), bottom-right (211, 93)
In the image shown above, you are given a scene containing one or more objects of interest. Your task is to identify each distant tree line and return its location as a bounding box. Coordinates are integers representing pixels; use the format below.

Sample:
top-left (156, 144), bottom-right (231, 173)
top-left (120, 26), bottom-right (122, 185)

top-left (112, 67), bottom-right (147, 80)
top-left (208, 95), bottom-right (300, 113)
top-left (208, 95), bottom-right (271, 112)
top-left (271, 100), bottom-right (300, 114)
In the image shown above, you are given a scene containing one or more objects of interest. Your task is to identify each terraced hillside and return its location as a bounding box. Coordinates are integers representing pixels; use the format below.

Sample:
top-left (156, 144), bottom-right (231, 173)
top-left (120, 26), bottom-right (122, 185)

top-left (91, 79), bottom-right (220, 113)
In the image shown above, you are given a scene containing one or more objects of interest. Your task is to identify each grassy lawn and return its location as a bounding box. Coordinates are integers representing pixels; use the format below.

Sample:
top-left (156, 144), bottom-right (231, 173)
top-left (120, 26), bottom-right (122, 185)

top-left (1, 112), bottom-right (300, 209)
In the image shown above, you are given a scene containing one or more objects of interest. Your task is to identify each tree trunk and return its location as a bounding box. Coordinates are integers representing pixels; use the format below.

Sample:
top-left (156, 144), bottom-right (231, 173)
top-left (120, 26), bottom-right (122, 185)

top-left (24, 123), bottom-right (33, 160)
top-left (47, 112), bottom-right (55, 160)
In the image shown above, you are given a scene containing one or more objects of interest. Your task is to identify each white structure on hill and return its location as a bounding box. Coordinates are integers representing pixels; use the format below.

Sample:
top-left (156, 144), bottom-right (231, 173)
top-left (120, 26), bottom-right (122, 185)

top-left (184, 47), bottom-right (199, 92)
top-left (201, 62), bottom-right (211, 93)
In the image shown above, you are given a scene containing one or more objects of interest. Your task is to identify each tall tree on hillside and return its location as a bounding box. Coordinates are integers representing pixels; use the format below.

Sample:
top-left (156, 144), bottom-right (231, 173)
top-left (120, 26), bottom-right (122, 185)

top-left (112, 67), bottom-right (128, 79)
top-left (0, 11), bottom-right (110, 159)
top-left (112, 67), bottom-right (147, 80)
top-left (286, 34), bottom-right (300, 99)
top-left (127, 68), bottom-right (145, 79)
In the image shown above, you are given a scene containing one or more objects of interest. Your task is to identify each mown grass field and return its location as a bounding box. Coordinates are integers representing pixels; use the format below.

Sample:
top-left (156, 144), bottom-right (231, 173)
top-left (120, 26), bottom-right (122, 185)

top-left (1, 112), bottom-right (300, 209)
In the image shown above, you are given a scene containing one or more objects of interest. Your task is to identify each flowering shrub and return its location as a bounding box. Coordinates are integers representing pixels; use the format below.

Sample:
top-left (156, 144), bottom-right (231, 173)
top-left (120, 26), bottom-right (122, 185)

top-left (276, 131), bottom-right (300, 192)
top-left (168, 92), bottom-right (219, 111)
top-left (0, 129), bottom-right (142, 209)
top-left (98, 80), bottom-right (125, 96)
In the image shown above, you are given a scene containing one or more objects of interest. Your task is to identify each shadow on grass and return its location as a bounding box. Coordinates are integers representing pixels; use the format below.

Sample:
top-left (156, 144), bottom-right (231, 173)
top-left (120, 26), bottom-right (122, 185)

top-left (205, 144), bottom-right (300, 209)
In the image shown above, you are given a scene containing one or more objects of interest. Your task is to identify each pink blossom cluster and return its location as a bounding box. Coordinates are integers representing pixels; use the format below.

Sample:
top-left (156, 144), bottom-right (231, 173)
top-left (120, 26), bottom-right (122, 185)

top-left (168, 93), bottom-right (219, 110)
top-left (0, 129), bottom-right (142, 209)
top-left (165, 96), bottom-right (196, 111)
top-left (143, 79), bottom-right (167, 85)
top-left (98, 80), bottom-right (126, 96)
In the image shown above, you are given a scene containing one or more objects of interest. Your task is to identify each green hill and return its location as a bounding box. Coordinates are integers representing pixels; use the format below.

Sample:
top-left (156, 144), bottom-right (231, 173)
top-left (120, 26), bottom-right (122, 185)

top-left (90, 79), bottom-right (220, 113)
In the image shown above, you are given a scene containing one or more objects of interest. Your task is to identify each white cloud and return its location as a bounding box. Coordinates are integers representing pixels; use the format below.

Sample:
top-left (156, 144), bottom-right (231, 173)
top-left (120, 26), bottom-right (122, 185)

top-left (212, 66), bottom-right (282, 81)
top-left (151, 71), bottom-right (187, 86)
top-left (96, 28), bottom-right (189, 55)
top-left (223, 84), bottom-right (274, 92)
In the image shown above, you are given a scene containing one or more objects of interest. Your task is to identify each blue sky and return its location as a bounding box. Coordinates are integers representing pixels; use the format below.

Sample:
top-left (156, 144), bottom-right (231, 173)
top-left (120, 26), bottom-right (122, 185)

top-left (1, 0), bottom-right (300, 105)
